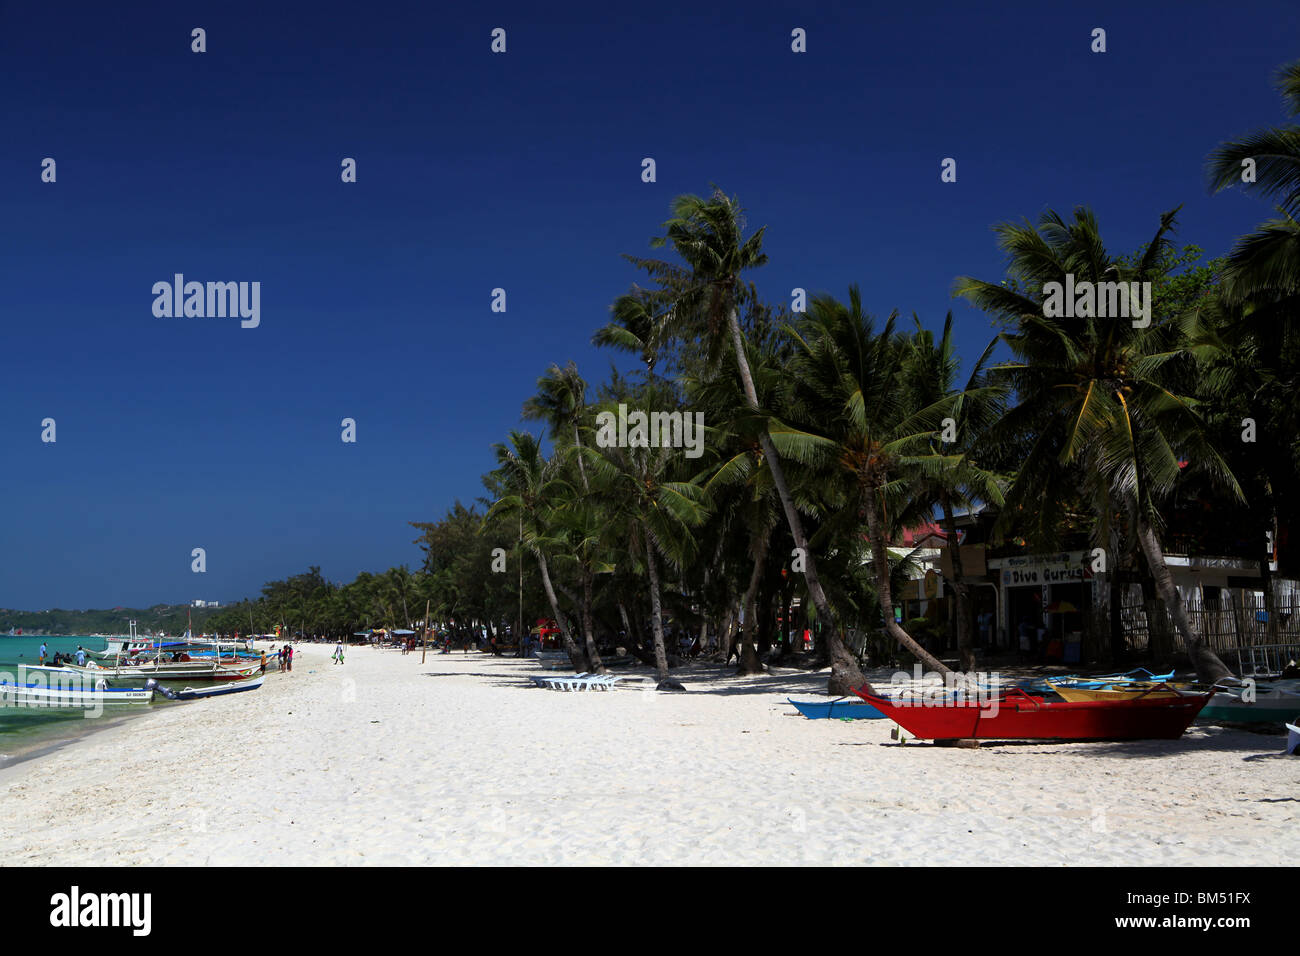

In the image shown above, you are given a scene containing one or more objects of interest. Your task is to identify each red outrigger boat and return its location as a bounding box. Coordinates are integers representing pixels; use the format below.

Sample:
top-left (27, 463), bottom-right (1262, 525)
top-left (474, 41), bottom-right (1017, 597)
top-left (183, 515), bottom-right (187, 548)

top-left (852, 684), bottom-right (1213, 742)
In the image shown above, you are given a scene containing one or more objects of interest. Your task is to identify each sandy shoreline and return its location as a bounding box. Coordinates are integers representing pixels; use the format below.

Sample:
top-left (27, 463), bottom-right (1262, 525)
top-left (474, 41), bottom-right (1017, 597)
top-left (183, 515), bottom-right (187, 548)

top-left (0, 642), bottom-right (1294, 866)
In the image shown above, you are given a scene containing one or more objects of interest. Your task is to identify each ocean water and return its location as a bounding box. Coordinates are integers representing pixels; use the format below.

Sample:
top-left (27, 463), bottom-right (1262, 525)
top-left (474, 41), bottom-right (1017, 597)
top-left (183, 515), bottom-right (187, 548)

top-left (0, 635), bottom-right (151, 769)
top-left (0, 634), bottom-right (111, 665)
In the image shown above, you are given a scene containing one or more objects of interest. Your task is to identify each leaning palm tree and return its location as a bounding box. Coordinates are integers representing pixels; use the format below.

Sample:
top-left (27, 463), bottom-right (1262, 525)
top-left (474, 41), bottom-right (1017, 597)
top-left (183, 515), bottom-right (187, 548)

top-left (620, 189), bottom-right (868, 694)
top-left (900, 315), bottom-right (1007, 670)
top-left (778, 288), bottom-right (961, 675)
top-left (954, 207), bottom-right (1242, 681)
top-left (485, 431), bottom-right (585, 669)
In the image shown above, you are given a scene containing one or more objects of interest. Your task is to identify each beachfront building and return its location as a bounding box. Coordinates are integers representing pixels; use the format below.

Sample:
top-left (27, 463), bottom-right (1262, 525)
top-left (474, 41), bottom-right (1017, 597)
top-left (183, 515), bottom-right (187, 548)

top-left (921, 503), bottom-right (1298, 666)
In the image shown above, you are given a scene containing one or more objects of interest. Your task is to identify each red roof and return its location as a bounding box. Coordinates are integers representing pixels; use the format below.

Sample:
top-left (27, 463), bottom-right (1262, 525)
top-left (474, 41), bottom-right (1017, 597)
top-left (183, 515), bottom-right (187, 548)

top-left (900, 522), bottom-right (947, 546)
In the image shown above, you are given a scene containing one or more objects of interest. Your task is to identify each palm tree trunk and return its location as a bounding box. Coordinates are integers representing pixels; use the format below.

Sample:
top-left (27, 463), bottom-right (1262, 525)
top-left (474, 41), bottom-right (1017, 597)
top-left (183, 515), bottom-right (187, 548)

top-left (580, 569), bottom-right (606, 673)
top-left (534, 551), bottom-right (584, 669)
top-left (757, 584), bottom-right (775, 658)
top-left (737, 534), bottom-right (768, 676)
top-left (1134, 520), bottom-right (1231, 682)
top-left (780, 583), bottom-right (793, 659)
top-left (864, 487), bottom-right (951, 674)
top-left (940, 494), bottom-right (974, 672)
top-left (715, 604), bottom-right (733, 660)
top-left (573, 422), bottom-right (590, 493)
top-left (643, 538), bottom-right (670, 682)
top-left (1108, 567), bottom-right (1126, 664)
top-left (617, 601), bottom-right (634, 652)
top-left (726, 307), bottom-right (868, 694)
top-left (719, 600), bottom-right (738, 662)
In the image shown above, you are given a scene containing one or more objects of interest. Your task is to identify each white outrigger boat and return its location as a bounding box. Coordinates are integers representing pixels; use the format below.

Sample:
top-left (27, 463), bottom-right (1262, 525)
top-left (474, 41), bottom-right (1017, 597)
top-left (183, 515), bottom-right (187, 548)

top-left (95, 619), bottom-right (254, 661)
top-left (153, 674), bottom-right (266, 700)
top-left (64, 658), bottom-right (260, 682)
top-left (76, 619), bottom-right (261, 681)
top-left (0, 679), bottom-right (154, 708)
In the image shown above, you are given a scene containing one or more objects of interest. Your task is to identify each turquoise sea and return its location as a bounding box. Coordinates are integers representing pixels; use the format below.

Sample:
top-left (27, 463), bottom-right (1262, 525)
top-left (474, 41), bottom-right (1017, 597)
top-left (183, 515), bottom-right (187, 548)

top-left (0, 635), bottom-right (153, 770)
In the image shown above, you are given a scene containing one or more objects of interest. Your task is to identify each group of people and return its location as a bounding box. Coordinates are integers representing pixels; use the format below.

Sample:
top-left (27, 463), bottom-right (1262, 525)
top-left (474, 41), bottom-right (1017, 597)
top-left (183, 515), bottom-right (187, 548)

top-left (42, 645), bottom-right (88, 667)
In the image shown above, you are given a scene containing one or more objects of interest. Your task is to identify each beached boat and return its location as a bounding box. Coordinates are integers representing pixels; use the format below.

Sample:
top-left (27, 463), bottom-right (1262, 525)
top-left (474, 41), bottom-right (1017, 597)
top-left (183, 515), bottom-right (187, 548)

top-left (853, 684), bottom-right (1212, 741)
top-left (1198, 682), bottom-right (1300, 724)
top-left (173, 674), bottom-right (264, 700)
top-left (1047, 680), bottom-right (1190, 702)
top-left (1020, 668), bottom-right (1174, 693)
top-left (0, 680), bottom-right (154, 707)
top-left (788, 697), bottom-right (886, 719)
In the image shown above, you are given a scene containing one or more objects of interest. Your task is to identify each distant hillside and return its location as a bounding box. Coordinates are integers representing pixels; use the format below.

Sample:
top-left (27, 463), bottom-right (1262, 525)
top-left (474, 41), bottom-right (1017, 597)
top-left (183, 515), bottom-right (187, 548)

top-left (0, 605), bottom-right (223, 636)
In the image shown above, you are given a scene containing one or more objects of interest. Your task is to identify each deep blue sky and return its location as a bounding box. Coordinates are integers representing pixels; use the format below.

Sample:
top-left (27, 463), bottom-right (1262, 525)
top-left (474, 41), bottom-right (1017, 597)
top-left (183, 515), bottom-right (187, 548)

top-left (1, 1), bottom-right (1296, 609)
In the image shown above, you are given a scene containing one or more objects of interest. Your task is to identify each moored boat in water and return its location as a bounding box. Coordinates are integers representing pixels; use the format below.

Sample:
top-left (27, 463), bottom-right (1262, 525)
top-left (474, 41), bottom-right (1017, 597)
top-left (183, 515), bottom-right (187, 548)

top-left (62, 658), bottom-right (260, 682)
top-left (0, 679), bottom-right (154, 707)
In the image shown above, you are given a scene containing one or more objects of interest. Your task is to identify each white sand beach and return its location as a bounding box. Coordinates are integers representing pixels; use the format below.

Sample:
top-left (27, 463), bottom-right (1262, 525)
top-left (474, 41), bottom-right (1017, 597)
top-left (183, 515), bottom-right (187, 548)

top-left (0, 643), bottom-right (1295, 866)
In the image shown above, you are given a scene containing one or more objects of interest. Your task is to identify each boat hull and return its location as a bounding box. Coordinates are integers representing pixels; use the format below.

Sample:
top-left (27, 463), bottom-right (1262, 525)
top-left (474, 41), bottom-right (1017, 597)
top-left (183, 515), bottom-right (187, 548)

top-left (0, 682), bottom-right (153, 707)
top-left (1199, 697), bottom-right (1300, 724)
top-left (65, 661), bottom-right (260, 682)
top-left (175, 675), bottom-right (265, 699)
top-left (788, 698), bottom-right (885, 719)
top-left (854, 687), bottom-right (1212, 741)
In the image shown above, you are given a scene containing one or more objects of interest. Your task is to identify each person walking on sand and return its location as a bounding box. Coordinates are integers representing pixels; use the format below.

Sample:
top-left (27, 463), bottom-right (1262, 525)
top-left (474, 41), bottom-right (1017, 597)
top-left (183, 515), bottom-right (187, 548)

top-left (259, 650), bottom-right (267, 674)
top-left (285, 643), bottom-right (293, 673)
top-left (333, 641), bottom-right (344, 665)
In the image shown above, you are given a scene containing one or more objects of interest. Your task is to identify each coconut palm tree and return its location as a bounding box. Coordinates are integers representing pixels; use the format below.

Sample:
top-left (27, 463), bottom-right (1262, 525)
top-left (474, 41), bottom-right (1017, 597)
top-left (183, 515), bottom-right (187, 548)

top-left (1206, 60), bottom-right (1300, 602)
top-left (1206, 59), bottom-right (1300, 316)
top-left (523, 361), bottom-right (594, 492)
top-left (545, 469), bottom-right (611, 673)
top-left (900, 315), bottom-right (1007, 670)
top-left (777, 287), bottom-right (962, 674)
top-left (485, 431), bottom-right (585, 669)
top-left (954, 207), bottom-right (1242, 681)
top-left (579, 383), bottom-right (711, 686)
top-left (621, 189), bottom-right (868, 693)
top-left (687, 334), bottom-right (789, 675)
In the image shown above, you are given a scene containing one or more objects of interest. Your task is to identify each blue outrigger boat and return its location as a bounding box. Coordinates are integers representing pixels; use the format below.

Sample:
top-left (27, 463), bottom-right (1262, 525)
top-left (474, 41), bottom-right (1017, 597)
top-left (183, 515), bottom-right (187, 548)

top-left (788, 697), bottom-right (886, 720)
